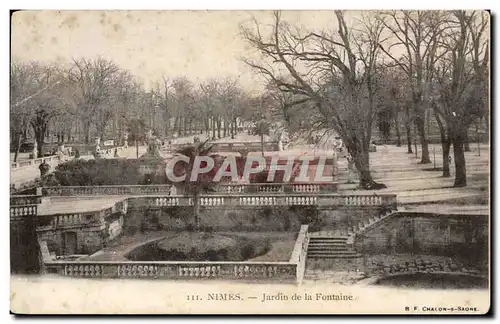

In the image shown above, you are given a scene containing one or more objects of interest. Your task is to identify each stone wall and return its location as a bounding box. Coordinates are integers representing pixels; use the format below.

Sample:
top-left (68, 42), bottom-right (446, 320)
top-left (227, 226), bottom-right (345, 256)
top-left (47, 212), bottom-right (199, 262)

top-left (37, 224), bottom-right (105, 255)
top-left (354, 213), bottom-right (489, 265)
top-left (124, 197), bottom-right (389, 234)
top-left (124, 198), bottom-right (323, 232)
top-left (11, 215), bottom-right (40, 274)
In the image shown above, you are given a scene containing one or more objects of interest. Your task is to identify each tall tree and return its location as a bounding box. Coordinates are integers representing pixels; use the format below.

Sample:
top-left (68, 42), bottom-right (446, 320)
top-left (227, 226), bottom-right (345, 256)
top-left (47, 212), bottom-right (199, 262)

top-left (241, 11), bottom-right (387, 189)
top-left (10, 62), bottom-right (37, 161)
top-left (432, 10), bottom-right (489, 187)
top-left (378, 10), bottom-right (448, 164)
top-left (67, 57), bottom-right (121, 144)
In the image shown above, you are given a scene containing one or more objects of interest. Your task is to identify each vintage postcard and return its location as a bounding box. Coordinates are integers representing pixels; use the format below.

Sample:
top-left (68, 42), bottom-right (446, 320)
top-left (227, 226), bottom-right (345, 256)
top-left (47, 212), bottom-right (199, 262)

top-left (9, 9), bottom-right (490, 315)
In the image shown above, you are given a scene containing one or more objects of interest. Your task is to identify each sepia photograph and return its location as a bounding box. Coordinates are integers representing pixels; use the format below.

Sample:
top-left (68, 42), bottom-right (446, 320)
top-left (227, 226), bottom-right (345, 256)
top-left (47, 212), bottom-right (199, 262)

top-left (8, 8), bottom-right (491, 315)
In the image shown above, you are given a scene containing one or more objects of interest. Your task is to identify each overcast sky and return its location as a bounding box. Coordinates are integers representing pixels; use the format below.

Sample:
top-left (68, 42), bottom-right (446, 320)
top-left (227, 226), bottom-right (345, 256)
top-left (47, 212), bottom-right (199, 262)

top-left (11, 10), bottom-right (354, 92)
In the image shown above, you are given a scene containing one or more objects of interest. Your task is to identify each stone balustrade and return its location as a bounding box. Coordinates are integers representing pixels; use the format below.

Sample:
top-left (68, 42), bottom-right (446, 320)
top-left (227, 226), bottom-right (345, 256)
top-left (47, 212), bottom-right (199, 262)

top-left (213, 183), bottom-right (338, 194)
top-left (10, 205), bottom-right (38, 220)
top-left (153, 194), bottom-right (397, 209)
top-left (167, 141), bottom-right (277, 153)
top-left (11, 155), bottom-right (61, 171)
top-left (37, 213), bottom-right (99, 230)
top-left (11, 194), bottom-right (42, 206)
top-left (10, 195), bottom-right (40, 220)
top-left (289, 225), bottom-right (309, 283)
top-left (41, 183), bottom-right (339, 197)
top-left (42, 185), bottom-right (174, 196)
top-left (44, 260), bottom-right (297, 281)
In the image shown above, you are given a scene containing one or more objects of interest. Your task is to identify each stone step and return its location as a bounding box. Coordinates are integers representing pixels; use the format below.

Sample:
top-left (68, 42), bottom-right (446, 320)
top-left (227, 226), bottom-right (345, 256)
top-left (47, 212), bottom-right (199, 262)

top-left (308, 242), bottom-right (348, 246)
top-left (308, 247), bottom-right (348, 251)
top-left (309, 237), bottom-right (348, 242)
top-left (307, 254), bottom-right (363, 259)
top-left (308, 247), bottom-right (349, 252)
top-left (308, 249), bottom-right (357, 254)
top-left (308, 251), bottom-right (361, 256)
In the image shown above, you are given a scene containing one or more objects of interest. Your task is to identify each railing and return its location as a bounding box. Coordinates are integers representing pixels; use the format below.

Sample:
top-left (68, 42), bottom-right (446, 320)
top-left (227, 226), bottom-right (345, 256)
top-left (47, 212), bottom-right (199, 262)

top-left (289, 225), bottom-right (309, 284)
top-left (10, 194), bottom-right (42, 206)
top-left (42, 185), bottom-right (173, 196)
top-left (36, 213), bottom-right (100, 231)
top-left (41, 183), bottom-right (339, 196)
top-left (213, 183), bottom-right (338, 194)
top-left (153, 194), bottom-right (398, 208)
top-left (40, 225), bottom-right (309, 283)
top-left (43, 260), bottom-right (297, 281)
top-left (10, 194), bottom-right (41, 220)
top-left (11, 155), bottom-right (61, 171)
top-left (10, 205), bottom-right (38, 219)
top-left (11, 146), bottom-right (129, 171)
top-left (167, 141), bottom-right (277, 153)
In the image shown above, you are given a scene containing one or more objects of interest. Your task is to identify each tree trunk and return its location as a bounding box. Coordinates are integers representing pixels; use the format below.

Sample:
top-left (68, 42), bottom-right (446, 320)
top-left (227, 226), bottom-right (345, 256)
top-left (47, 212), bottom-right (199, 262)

top-left (351, 145), bottom-right (386, 190)
top-left (204, 117), bottom-right (209, 134)
top-left (463, 128), bottom-right (470, 152)
top-left (405, 122), bottom-right (413, 154)
top-left (434, 110), bottom-right (450, 177)
top-left (217, 118), bottom-right (221, 139)
top-left (34, 127), bottom-right (45, 159)
top-left (84, 121), bottom-right (91, 144)
top-left (211, 117), bottom-right (216, 139)
top-left (394, 115), bottom-right (401, 147)
top-left (136, 140), bottom-right (139, 159)
top-left (453, 137), bottom-right (467, 187)
top-left (415, 114), bottom-right (431, 164)
top-left (184, 117), bottom-right (189, 135)
top-left (173, 116), bottom-right (179, 135)
top-left (231, 118), bottom-right (237, 139)
top-left (442, 140), bottom-right (451, 177)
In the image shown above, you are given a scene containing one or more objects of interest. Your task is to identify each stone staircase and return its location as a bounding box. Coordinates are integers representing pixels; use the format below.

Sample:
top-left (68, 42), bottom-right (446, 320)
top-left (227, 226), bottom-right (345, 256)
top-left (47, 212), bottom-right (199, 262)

top-left (307, 236), bottom-right (362, 259)
top-left (344, 209), bottom-right (398, 244)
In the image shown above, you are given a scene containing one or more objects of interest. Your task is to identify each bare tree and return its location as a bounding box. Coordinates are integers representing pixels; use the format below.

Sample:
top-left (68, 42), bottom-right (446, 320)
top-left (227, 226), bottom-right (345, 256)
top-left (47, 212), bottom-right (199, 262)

top-left (27, 64), bottom-right (69, 157)
top-left (378, 10), bottom-right (448, 164)
top-left (241, 11), bottom-right (387, 189)
top-left (10, 62), bottom-right (37, 161)
top-left (432, 10), bottom-right (489, 187)
top-left (67, 57), bottom-right (121, 144)
top-left (153, 77), bottom-right (172, 138)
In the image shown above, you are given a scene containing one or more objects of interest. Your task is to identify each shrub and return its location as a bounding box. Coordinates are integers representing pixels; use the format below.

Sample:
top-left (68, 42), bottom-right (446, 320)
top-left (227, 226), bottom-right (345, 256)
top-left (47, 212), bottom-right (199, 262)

top-left (41, 159), bottom-right (146, 186)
